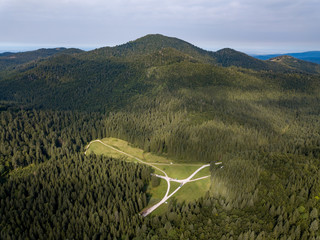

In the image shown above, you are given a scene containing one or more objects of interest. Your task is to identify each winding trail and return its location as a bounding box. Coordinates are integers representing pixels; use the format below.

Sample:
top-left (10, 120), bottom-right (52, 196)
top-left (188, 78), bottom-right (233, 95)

top-left (85, 139), bottom-right (211, 216)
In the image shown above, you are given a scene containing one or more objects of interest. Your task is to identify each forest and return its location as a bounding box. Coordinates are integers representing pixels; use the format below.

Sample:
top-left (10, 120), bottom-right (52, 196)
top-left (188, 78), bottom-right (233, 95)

top-left (1, 34), bottom-right (320, 239)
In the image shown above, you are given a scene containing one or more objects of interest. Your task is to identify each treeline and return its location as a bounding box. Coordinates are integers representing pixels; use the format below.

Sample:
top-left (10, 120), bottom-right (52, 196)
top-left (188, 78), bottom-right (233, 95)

top-left (0, 109), bottom-right (105, 176)
top-left (0, 55), bottom-right (148, 111)
top-left (1, 152), bottom-right (319, 239)
top-left (0, 154), bottom-right (151, 239)
top-left (0, 48), bottom-right (83, 71)
top-left (101, 71), bottom-right (320, 220)
top-left (104, 88), bottom-right (320, 164)
top-left (132, 153), bottom-right (320, 239)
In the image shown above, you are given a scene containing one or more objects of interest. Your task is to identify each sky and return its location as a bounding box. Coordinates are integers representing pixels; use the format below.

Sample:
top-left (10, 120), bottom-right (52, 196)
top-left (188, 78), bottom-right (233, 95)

top-left (0, 0), bottom-right (319, 54)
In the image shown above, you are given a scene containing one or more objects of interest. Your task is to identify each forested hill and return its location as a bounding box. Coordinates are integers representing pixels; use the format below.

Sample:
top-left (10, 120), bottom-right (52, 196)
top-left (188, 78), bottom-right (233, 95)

top-left (268, 55), bottom-right (320, 73)
top-left (0, 47), bottom-right (83, 71)
top-left (254, 51), bottom-right (320, 64)
top-left (1, 34), bottom-right (320, 239)
top-left (85, 34), bottom-right (215, 63)
top-left (1, 34), bottom-right (320, 112)
top-left (83, 34), bottom-right (320, 73)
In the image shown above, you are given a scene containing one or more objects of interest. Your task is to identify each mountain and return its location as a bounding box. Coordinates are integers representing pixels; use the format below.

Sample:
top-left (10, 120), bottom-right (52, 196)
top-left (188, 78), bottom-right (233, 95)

top-left (1, 35), bottom-right (320, 239)
top-left (83, 34), bottom-right (216, 64)
top-left (85, 34), bottom-right (315, 72)
top-left (0, 52), bottom-right (15, 57)
top-left (0, 47), bottom-right (83, 71)
top-left (1, 34), bottom-right (318, 75)
top-left (1, 34), bottom-right (319, 112)
top-left (1, 34), bottom-right (320, 239)
top-left (269, 55), bottom-right (320, 73)
top-left (212, 48), bottom-right (279, 71)
top-left (213, 48), bottom-right (320, 73)
top-left (254, 51), bottom-right (320, 64)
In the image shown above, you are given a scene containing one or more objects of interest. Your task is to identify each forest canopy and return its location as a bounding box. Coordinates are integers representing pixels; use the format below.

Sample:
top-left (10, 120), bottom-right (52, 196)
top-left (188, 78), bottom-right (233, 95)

top-left (1, 34), bottom-right (320, 239)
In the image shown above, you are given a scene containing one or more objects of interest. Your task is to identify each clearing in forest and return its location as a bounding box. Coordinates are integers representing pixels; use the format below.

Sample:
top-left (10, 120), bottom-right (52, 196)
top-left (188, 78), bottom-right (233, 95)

top-left (86, 137), bottom-right (212, 215)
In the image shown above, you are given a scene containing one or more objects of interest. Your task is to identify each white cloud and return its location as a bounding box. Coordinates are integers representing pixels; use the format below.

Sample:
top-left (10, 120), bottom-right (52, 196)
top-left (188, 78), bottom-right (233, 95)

top-left (0, 0), bottom-right (319, 51)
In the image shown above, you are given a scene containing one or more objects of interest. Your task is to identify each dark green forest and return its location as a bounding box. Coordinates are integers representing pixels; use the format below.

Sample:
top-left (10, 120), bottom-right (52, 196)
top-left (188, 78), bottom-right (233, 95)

top-left (1, 34), bottom-right (320, 239)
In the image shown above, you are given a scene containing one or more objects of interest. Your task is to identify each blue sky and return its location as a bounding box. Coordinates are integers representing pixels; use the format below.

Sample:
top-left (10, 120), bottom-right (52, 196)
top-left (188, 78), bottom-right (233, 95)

top-left (0, 0), bottom-right (319, 54)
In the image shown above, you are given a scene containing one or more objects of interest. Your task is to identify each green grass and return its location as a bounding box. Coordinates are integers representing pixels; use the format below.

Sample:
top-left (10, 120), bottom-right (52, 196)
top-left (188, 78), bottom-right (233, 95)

top-left (174, 178), bottom-right (211, 203)
top-left (168, 181), bottom-right (181, 195)
top-left (156, 164), bottom-right (200, 179)
top-left (146, 178), bottom-right (168, 206)
top-left (150, 202), bottom-right (168, 216)
top-left (86, 142), bottom-right (127, 159)
top-left (191, 166), bottom-right (211, 180)
top-left (87, 137), bottom-right (212, 210)
top-left (96, 138), bottom-right (171, 164)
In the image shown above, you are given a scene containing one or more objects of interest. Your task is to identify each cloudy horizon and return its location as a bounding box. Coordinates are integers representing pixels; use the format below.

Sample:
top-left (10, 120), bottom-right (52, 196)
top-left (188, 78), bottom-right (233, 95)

top-left (1, 0), bottom-right (319, 54)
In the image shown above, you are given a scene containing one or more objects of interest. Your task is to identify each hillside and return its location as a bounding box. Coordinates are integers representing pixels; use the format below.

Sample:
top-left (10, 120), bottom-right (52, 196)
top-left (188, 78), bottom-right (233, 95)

top-left (0, 47), bottom-right (83, 71)
top-left (268, 55), bottom-right (320, 73)
top-left (1, 34), bottom-right (319, 111)
top-left (1, 34), bottom-right (320, 239)
top-left (84, 34), bottom-right (215, 63)
top-left (213, 48), bottom-right (272, 70)
top-left (254, 51), bottom-right (320, 64)
top-left (0, 52), bottom-right (15, 57)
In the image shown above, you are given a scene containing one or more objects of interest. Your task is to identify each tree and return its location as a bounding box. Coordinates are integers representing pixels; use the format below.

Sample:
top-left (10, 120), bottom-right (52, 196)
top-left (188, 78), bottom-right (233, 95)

top-left (310, 219), bottom-right (319, 232)
top-left (310, 208), bottom-right (318, 220)
top-left (151, 175), bottom-right (160, 187)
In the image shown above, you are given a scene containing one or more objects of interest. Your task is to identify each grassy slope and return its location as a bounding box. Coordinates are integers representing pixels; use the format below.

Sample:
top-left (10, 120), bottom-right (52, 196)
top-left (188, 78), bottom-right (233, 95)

top-left (87, 137), bottom-right (171, 164)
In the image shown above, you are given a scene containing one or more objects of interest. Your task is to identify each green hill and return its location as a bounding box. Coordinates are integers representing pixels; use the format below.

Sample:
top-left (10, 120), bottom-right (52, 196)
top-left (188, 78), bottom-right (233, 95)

top-left (254, 50), bottom-right (320, 64)
top-left (213, 48), bottom-right (290, 72)
top-left (268, 55), bottom-right (320, 73)
top-left (84, 34), bottom-right (215, 63)
top-left (0, 47), bottom-right (83, 71)
top-left (1, 34), bottom-right (319, 111)
top-left (1, 34), bottom-right (320, 239)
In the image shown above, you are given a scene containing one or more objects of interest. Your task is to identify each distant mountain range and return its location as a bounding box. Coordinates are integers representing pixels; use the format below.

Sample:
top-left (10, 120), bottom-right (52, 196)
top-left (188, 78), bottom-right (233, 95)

top-left (253, 51), bottom-right (320, 64)
top-left (0, 48), bottom-right (83, 71)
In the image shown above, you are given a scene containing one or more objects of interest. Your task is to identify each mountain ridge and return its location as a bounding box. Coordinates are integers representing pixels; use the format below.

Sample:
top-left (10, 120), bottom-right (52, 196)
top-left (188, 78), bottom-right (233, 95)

top-left (268, 55), bottom-right (320, 73)
top-left (1, 34), bottom-right (319, 112)
top-left (1, 34), bottom-right (319, 74)
top-left (80, 34), bottom-right (319, 74)
top-left (83, 34), bottom-right (216, 64)
top-left (0, 47), bottom-right (84, 71)
top-left (253, 50), bottom-right (320, 64)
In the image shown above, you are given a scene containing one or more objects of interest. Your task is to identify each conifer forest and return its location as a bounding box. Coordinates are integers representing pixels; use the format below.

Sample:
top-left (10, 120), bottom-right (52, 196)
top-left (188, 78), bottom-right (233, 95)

top-left (1, 35), bottom-right (320, 239)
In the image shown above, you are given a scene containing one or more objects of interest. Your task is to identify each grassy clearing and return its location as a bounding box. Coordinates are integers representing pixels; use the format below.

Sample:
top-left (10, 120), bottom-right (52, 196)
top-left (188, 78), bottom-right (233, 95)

top-left (146, 178), bottom-right (168, 206)
top-left (151, 203), bottom-right (168, 216)
top-left (156, 164), bottom-right (200, 179)
top-left (87, 137), bottom-right (212, 209)
top-left (191, 166), bottom-right (211, 180)
top-left (87, 141), bottom-right (141, 163)
top-left (168, 181), bottom-right (181, 195)
top-left (99, 138), bottom-right (171, 164)
top-left (174, 177), bottom-right (211, 203)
